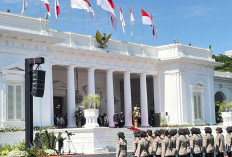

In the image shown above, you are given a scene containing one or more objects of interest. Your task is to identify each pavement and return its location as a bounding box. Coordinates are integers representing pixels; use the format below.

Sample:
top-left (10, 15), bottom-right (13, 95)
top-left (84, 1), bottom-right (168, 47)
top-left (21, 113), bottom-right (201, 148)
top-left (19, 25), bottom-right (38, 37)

top-left (53, 152), bottom-right (133, 157)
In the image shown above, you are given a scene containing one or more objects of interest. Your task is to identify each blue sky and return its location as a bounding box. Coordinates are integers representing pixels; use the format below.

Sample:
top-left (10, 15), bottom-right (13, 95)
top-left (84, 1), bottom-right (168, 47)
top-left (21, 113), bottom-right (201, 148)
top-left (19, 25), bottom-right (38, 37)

top-left (1, 0), bottom-right (232, 55)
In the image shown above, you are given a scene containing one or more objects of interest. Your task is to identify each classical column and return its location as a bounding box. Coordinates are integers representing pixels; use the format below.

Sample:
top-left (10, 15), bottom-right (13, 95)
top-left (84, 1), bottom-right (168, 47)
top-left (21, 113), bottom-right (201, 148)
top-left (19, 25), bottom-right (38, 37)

top-left (67, 65), bottom-right (76, 128)
top-left (140, 73), bottom-right (149, 126)
top-left (88, 68), bottom-right (95, 95)
top-left (106, 70), bottom-right (115, 127)
top-left (50, 64), bottom-right (54, 126)
top-left (124, 71), bottom-right (133, 127)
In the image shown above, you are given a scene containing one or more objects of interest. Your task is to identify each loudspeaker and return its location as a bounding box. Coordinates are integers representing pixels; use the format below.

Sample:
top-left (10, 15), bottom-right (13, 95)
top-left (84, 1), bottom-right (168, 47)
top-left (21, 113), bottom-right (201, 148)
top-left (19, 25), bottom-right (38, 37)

top-left (32, 70), bottom-right (46, 97)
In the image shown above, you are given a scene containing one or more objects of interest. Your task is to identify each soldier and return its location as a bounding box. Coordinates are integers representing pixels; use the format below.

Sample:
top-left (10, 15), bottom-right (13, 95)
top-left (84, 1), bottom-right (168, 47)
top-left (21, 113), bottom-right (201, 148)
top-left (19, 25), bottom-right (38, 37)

top-left (190, 128), bottom-right (202, 157)
top-left (184, 128), bottom-right (191, 157)
top-left (169, 129), bottom-right (177, 157)
top-left (135, 131), bottom-right (149, 157)
top-left (203, 127), bottom-right (214, 157)
top-left (116, 132), bottom-right (127, 157)
top-left (215, 127), bottom-right (225, 157)
top-left (226, 126), bottom-right (232, 157)
top-left (161, 129), bottom-right (172, 157)
top-left (176, 128), bottom-right (188, 157)
top-left (154, 130), bottom-right (162, 157)
top-left (146, 130), bottom-right (154, 157)
top-left (133, 131), bottom-right (140, 157)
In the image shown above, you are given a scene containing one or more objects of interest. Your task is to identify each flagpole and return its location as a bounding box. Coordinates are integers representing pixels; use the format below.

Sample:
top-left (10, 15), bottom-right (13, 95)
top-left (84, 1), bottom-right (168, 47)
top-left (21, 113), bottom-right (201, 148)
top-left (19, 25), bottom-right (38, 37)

top-left (153, 35), bottom-right (154, 46)
top-left (108, 13), bottom-right (110, 32)
top-left (69, 0), bottom-right (72, 47)
top-left (83, 10), bottom-right (86, 35)
top-left (141, 16), bottom-right (144, 45)
top-left (39, 0), bottom-right (42, 35)
top-left (96, 2), bottom-right (98, 29)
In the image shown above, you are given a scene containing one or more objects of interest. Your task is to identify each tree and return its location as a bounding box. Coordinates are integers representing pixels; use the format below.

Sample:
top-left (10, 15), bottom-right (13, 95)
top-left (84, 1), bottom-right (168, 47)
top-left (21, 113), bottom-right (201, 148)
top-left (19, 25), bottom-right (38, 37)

top-left (213, 54), bottom-right (232, 72)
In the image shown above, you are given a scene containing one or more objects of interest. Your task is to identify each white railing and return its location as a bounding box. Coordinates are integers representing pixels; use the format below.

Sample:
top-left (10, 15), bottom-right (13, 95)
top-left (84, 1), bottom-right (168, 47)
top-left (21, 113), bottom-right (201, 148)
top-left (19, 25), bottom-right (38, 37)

top-left (214, 71), bottom-right (232, 78)
top-left (50, 30), bottom-right (159, 59)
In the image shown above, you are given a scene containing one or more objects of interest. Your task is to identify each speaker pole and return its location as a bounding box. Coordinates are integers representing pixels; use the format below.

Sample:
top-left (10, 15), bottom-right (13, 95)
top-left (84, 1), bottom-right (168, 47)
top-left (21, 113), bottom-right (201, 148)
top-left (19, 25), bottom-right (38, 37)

top-left (25, 57), bottom-right (45, 149)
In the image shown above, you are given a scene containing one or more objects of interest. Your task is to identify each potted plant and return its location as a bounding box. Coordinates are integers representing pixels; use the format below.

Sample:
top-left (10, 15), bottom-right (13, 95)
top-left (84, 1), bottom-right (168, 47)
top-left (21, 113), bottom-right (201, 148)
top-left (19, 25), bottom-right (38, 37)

top-left (220, 101), bottom-right (232, 126)
top-left (82, 94), bottom-right (101, 128)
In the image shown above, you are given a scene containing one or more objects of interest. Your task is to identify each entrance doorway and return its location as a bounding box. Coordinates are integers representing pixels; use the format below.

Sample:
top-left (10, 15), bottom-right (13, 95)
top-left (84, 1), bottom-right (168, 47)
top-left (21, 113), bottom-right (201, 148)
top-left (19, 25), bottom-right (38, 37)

top-left (53, 97), bottom-right (64, 117)
top-left (214, 91), bottom-right (226, 123)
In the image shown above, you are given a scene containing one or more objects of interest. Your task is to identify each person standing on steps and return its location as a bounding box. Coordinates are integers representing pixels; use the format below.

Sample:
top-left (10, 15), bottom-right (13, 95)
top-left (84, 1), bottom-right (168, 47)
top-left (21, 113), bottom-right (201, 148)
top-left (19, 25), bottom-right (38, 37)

top-left (119, 111), bottom-right (125, 128)
top-left (113, 112), bottom-right (119, 128)
top-left (215, 127), bottom-right (225, 157)
top-left (116, 132), bottom-right (127, 157)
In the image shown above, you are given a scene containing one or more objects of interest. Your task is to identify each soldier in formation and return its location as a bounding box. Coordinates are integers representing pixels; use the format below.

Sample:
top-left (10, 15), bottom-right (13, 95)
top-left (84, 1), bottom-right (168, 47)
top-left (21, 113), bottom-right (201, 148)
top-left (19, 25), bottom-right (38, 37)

top-left (116, 132), bottom-right (127, 157)
top-left (127, 126), bottom-right (232, 157)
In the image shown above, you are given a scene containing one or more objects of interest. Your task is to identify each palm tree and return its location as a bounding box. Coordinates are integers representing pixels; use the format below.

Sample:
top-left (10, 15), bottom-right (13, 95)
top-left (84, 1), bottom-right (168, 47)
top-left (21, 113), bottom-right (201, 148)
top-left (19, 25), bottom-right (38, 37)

top-left (82, 94), bottom-right (101, 109)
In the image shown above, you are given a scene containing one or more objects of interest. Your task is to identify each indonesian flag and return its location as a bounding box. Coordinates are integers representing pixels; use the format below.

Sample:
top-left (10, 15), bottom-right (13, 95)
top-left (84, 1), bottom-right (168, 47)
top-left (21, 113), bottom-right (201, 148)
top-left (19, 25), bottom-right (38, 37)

top-left (41, 0), bottom-right (51, 17)
top-left (141, 9), bottom-right (152, 25)
top-left (129, 6), bottom-right (135, 37)
top-left (97, 0), bottom-right (115, 15)
top-left (129, 6), bottom-right (135, 26)
top-left (120, 6), bottom-right (125, 33)
top-left (71, 0), bottom-right (94, 20)
top-left (150, 11), bottom-right (157, 37)
top-left (21, 0), bottom-right (28, 15)
top-left (109, 12), bottom-right (117, 30)
top-left (55, 0), bottom-right (60, 20)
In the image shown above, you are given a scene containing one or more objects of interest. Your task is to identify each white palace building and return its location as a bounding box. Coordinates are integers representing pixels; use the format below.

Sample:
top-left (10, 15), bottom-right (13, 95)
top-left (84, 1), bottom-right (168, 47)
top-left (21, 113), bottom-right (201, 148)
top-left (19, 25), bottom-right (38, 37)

top-left (0, 11), bottom-right (232, 128)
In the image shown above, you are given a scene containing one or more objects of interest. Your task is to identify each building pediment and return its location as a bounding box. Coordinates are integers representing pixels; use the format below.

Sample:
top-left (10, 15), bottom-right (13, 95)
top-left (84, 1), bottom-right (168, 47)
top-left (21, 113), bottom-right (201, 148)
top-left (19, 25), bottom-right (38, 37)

top-left (0, 63), bottom-right (24, 71)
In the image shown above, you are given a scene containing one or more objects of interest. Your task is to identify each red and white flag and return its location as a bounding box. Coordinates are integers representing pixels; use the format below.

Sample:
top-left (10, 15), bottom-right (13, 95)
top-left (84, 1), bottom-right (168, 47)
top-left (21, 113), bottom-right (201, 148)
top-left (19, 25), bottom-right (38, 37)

top-left (97, 0), bottom-right (115, 15)
top-left (141, 9), bottom-right (152, 25)
top-left (71, 0), bottom-right (94, 20)
top-left (41, 0), bottom-right (51, 17)
top-left (150, 11), bottom-right (157, 37)
top-left (55, 0), bottom-right (60, 20)
top-left (129, 6), bottom-right (135, 26)
top-left (120, 6), bottom-right (125, 33)
top-left (21, 0), bottom-right (28, 15)
top-left (109, 12), bottom-right (117, 30)
top-left (129, 6), bottom-right (135, 37)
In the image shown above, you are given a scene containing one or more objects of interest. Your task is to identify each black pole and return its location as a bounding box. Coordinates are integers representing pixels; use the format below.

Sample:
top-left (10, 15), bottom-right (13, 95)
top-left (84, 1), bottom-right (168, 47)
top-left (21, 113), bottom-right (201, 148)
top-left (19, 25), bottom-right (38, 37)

top-left (25, 57), bottom-right (45, 148)
top-left (25, 59), bottom-right (33, 148)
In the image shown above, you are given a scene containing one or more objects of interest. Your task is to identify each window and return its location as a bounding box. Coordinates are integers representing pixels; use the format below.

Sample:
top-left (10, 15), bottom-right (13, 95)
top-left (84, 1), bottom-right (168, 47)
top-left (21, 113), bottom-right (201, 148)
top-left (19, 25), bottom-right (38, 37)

top-left (7, 83), bottom-right (24, 121)
top-left (193, 92), bottom-right (202, 120)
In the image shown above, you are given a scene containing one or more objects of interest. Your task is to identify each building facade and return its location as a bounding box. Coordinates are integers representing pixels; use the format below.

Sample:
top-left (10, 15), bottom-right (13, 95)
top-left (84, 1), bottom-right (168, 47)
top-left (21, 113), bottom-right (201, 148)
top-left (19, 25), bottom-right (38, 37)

top-left (0, 12), bottom-right (227, 128)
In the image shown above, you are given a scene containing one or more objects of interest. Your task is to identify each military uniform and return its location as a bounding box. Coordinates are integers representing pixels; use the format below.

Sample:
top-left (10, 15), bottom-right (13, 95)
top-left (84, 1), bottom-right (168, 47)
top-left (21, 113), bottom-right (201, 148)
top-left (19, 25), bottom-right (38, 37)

top-left (154, 136), bottom-right (163, 157)
top-left (170, 136), bottom-right (177, 157)
top-left (116, 138), bottom-right (127, 157)
top-left (203, 133), bottom-right (214, 157)
top-left (176, 135), bottom-right (188, 157)
top-left (226, 133), bottom-right (232, 157)
top-left (186, 134), bottom-right (191, 157)
top-left (162, 136), bottom-right (172, 157)
top-left (135, 137), bottom-right (149, 157)
top-left (215, 133), bottom-right (225, 157)
top-left (133, 137), bottom-right (140, 156)
top-left (190, 134), bottom-right (202, 157)
top-left (146, 136), bottom-right (154, 156)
